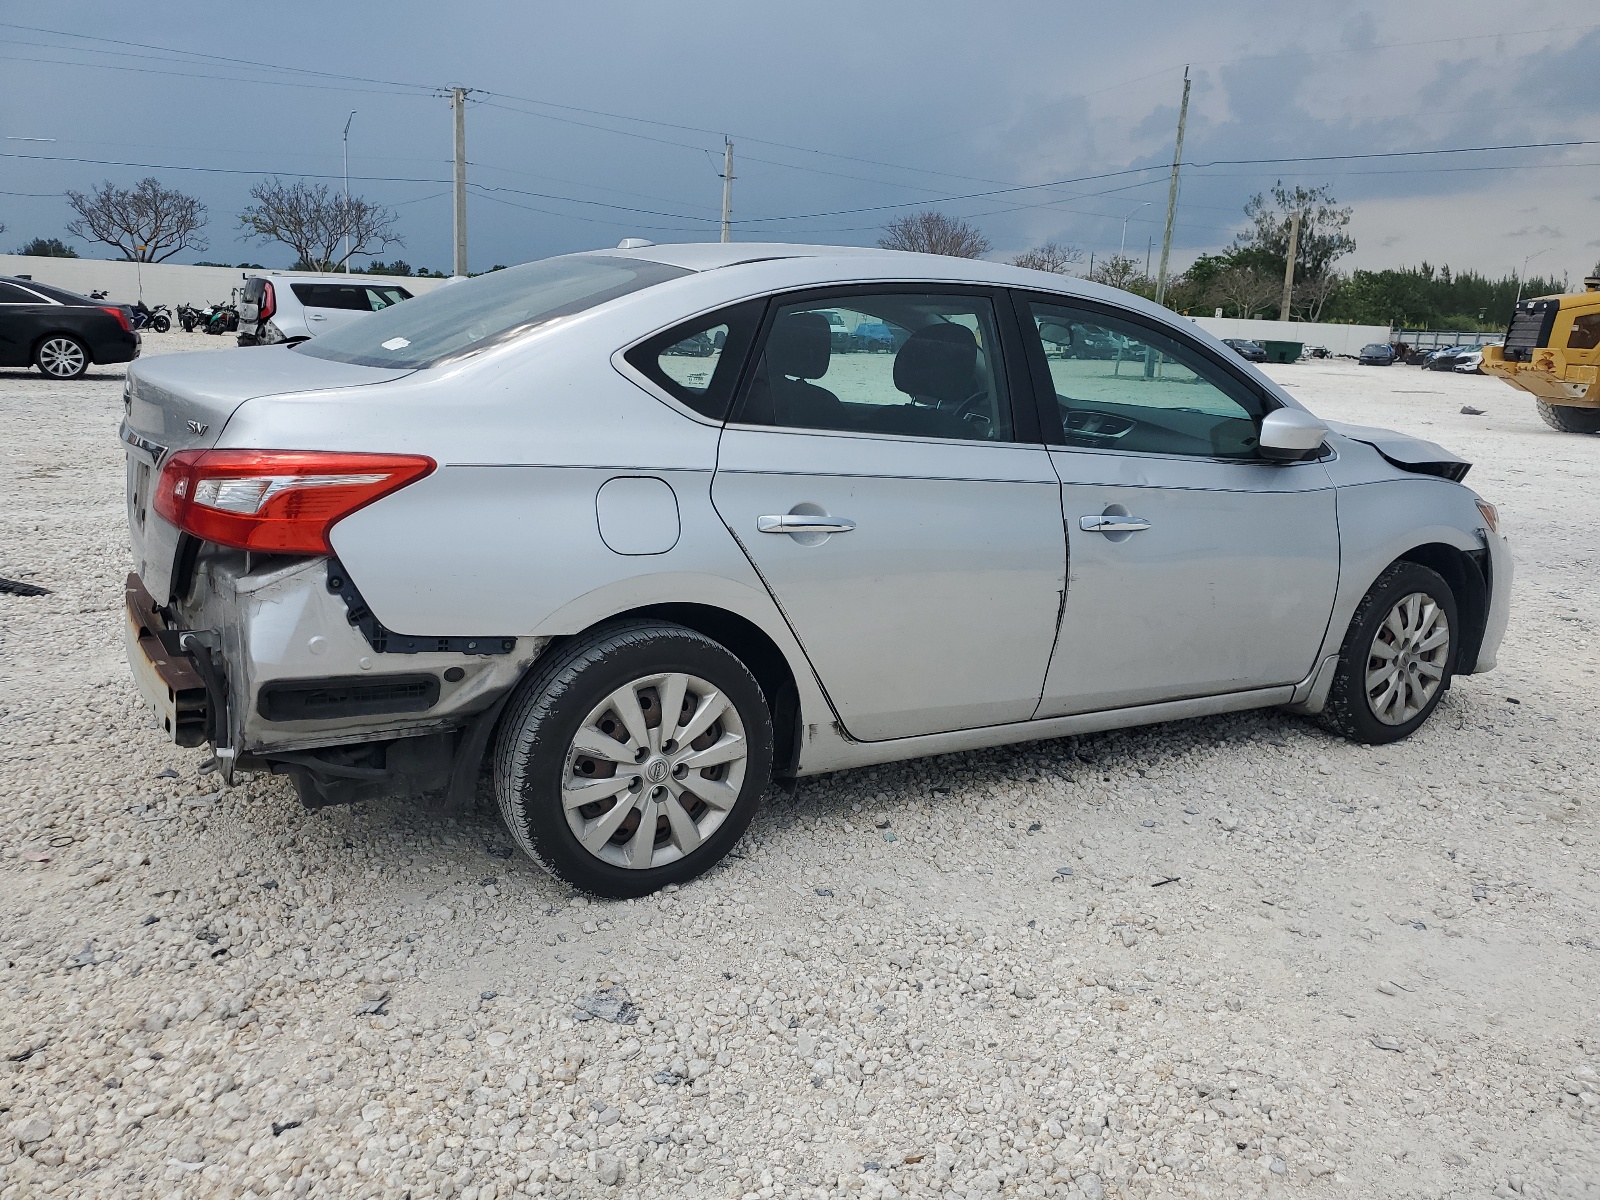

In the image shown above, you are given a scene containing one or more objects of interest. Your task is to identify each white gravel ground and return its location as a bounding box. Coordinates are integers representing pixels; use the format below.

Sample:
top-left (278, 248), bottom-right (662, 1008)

top-left (1, 335), bottom-right (1598, 1200)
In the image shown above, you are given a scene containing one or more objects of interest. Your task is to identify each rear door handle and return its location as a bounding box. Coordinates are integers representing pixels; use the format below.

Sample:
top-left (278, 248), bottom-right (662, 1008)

top-left (758, 515), bottom-right (856, 534)
top-left (1080, 515), bottom-right (1152, 533)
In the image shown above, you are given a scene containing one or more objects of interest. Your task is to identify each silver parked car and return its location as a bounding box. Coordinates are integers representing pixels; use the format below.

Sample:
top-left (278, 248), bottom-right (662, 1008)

top-left (121, 243), bottom-right (1511, 896)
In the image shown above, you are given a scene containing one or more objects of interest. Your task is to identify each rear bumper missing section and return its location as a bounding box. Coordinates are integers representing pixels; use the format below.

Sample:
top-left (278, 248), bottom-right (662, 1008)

top-left (125, 556), bottom-right (546, 758)
top-left (124, 574), bottom-right (209, 748)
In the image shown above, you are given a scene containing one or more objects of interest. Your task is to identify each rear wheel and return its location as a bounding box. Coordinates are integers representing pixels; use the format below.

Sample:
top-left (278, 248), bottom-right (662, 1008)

top-left (34, 335), bottom-right (88, 379)
top-left (1322, 562), bottom-right (1458, 744)
top-left (151, 314), bottom-right (171, 333)
top-left (493, 621), bottom-right (773, 898)
top-left (1536, 400), bottom-right (1600, 434)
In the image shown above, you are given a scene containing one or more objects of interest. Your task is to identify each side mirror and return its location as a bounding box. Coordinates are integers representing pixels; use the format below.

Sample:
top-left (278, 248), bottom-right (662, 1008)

top-left (1258, 408), bottom-right (1328, 462)
top-left (1038, 322), bottom-right (1075, 351)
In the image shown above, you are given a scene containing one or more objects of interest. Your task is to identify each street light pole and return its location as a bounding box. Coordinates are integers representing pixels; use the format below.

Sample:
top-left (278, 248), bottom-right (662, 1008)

top-left (1514, 249), bottom-right (1548, 306)
top-left (1120, 201), bottom-right (1152, 262)
top-left (343, 111), bottom-right (357, 273)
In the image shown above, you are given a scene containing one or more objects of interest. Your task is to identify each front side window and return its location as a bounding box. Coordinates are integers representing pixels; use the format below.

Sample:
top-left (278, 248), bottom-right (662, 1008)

top-left (1025, 300), bottom-right (1266, 459)
top-left (366, 286), bottom-right (411, 311)
top-left (297, 254), bottom-right (689, 369)
top-left (732, 292), bottom-right (1014, 443)
top-left (1568, 312), bottom-right (1600, 351)
top-left (0, 281), bottom-right (41, 304)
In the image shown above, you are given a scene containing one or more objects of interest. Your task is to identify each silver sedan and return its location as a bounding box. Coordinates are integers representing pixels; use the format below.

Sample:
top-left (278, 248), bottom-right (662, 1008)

top-left (120, 243), bottom-right (1511, 896)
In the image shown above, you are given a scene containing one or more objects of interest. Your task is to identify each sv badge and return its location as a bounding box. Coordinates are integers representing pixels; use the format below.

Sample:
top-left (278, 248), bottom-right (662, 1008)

top-left (187, 419), bottom-right (209, 435)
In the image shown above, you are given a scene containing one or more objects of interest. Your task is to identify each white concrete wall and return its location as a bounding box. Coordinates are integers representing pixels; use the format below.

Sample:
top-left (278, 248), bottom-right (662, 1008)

top-left (1189, 316), bottom-right (1393, 357)
top-left (0, 255), bottom-right (449, 310)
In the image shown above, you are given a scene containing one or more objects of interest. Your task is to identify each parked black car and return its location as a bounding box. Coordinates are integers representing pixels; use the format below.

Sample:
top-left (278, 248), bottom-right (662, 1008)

top-left (1222, 337), bottom-right (1267, 362)
top-left (1424, 345), bottom-right (1478, 371)
top-left (0, 276), bottom-right (140, 378)
top-left (1358, 343), bottom-right (1396, 365)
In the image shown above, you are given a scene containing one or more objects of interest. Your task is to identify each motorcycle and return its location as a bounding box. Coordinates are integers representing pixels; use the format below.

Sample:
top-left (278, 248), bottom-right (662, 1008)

top-left (130, 302), bottom-right (172, 334)
top-left (89, 288), bottom-right (110, 301)
top-left (203, 303), bottom-right (239, 335)
top-left (176, 303), bottom-right (206, 333)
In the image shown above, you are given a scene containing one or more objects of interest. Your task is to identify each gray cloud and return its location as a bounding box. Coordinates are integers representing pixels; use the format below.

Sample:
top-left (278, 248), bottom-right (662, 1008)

top-left (0, 0), bottom-right (1594, 280)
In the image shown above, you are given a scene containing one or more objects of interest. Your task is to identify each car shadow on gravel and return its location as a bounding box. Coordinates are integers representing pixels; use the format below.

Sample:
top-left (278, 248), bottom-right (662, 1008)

top-left (0, 369), bottom-right (127, 382)
top-left (251, 706), bottom-right (1347, 877)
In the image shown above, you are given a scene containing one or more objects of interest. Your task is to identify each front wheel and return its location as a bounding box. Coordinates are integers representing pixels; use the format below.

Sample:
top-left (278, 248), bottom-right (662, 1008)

top-left (494, 621), bottom-right (773, 898)
top-left (35, 335), bottom-right (89, 379)
top-left (1322, 562), bottom-right (1458, 744)
top-left (1536, 400), bottom-right (1600, 434)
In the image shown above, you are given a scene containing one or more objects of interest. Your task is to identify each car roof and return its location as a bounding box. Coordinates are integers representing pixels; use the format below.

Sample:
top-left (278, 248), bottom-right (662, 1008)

top-left (1, 276), bottom-right (93, 304)
top-left (589, 241), bottom-right (1196, 326)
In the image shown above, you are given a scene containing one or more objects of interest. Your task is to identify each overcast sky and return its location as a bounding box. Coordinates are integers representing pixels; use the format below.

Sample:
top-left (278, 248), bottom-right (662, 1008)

top-left (2, 0), bottom-right (1597, 284)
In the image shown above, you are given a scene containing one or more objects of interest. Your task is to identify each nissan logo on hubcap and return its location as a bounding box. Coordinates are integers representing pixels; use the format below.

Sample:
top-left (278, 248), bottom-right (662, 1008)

top-left (645, 759), bottom-right (668, 784)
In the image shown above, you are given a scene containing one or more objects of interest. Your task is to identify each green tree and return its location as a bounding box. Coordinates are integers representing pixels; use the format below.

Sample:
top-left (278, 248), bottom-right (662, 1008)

top-left (1232, 182), bottom-right (1355, 284)
top-left (16, 237), bottom-right (78, 257)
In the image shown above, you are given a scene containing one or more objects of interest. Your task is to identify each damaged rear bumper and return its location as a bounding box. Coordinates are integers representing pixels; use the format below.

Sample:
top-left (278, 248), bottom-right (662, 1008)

top-left (123, 557), bottom-right (544, 804)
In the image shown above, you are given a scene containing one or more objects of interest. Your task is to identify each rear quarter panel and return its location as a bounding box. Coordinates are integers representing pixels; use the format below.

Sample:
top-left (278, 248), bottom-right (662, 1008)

top-left (221, 304), bottom-right (835, 726)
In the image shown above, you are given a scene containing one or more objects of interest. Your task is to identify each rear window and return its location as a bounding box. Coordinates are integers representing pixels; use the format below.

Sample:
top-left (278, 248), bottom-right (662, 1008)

top-left (295, 255), bottom-right (689, 369)
top-left (2, 279), bottom-right (89, 305)
top-left (291, 283), bottom-right (381, 311)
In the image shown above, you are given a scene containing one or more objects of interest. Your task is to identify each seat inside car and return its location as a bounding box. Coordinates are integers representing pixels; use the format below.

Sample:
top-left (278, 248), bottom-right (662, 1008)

top-left (744, 311), bottom-right (843, 429)
top-left (873, 322), bottom-right (991, 438)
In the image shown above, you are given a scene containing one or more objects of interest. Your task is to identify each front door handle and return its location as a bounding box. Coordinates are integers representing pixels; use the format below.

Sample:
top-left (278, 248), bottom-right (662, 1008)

top-left (758, 515), bottom-right (856, 534)
top-left (1080, 515), bottom-right (1152, 534)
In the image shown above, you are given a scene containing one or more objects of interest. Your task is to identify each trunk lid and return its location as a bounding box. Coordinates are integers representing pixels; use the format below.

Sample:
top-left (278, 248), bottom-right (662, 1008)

top-left (122, 347), bottom-right (413, 602)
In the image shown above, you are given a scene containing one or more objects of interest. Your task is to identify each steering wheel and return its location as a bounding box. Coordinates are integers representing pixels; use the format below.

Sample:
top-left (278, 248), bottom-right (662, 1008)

top-left (947, 389), bottom-right (990, 423)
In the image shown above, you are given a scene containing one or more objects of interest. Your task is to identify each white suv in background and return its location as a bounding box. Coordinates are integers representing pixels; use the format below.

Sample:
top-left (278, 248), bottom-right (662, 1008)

top-left (237, 273), bottom-right (413, 346)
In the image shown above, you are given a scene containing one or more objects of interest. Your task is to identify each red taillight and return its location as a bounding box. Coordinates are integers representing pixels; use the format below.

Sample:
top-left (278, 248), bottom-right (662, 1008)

top-left (259, 281), bottom-right (276, 322)
top-left (153, 450), bottom-right (435, 555)
top-left (102, 306), bottom-right (132, 332)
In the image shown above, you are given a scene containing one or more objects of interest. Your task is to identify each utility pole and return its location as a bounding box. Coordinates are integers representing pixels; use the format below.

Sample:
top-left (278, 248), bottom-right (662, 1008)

top-left (720, 139), bottom-right (734, 243)
top-left (1154, 66), bottom-right (1191, 308)
top-left (343, 110), bottom-right (356, 273)
top-left (1280, 209), bottom-right (1302, 321)
top-left (451, 87), bottom-right (469, 277)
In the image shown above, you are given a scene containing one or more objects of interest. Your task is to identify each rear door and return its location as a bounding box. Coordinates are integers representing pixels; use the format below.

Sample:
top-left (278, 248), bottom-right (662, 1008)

top-left (711, 286), bottom-right (1065, 742)
top-left (290, 282), bottom-right (387, 332)
top-left (1015, 294), bottom-right (1340, 716)
top-left (0, 280), bottom-right (54, 366)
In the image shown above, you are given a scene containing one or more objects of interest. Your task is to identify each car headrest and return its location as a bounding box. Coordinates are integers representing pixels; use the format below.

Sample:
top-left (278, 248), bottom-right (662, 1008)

top-left (768, 311), bottom-right (831, 380)
top-left (894, 322), bottom-right (979, 404)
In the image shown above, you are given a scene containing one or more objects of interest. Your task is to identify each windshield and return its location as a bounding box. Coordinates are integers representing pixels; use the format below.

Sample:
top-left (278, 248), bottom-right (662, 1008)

top-left (294, 254), bottom-right (689, 369)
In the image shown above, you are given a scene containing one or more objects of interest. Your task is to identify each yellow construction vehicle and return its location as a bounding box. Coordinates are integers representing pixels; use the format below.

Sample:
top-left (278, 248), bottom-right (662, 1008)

top-left (1481, 276), bottom-right (1600, 433)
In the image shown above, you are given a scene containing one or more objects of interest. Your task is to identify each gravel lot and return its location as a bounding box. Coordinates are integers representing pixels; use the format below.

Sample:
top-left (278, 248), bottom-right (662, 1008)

top-left (1, 334), bottom-right (1597, 1200)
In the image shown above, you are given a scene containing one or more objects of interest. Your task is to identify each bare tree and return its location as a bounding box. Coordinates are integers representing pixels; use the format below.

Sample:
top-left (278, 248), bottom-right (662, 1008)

top-left (238, 178), bottom-right (401, 271)
top-left (1011, 241), bottom-right (1083, 273)
top-left (878, 211), bottom-right (991, 258)
top-left (1084, 253), bottom-right (1154, 296)
top-left (1209, 266), bottom-right (1279, 318)
top-left (1293, 270), bottom-right (1345, 322)
top-left (65, 178), bottom-right (208, 262)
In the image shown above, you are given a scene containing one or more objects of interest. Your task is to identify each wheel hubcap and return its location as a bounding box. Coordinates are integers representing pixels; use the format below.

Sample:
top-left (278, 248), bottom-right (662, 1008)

top-left (563, 671), bottom-right (747, 870)
top-left (1365, 591), bottom-right (1450, 725)
top-left (40, 338), bottom-right (85, 376)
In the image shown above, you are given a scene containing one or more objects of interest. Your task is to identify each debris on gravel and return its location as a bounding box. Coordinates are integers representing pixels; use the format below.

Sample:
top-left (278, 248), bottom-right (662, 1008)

top-left (0, 346), bottom-right (1597, 1197)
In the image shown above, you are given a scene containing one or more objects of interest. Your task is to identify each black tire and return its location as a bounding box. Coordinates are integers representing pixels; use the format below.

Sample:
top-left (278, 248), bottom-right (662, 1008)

top-left (34, 334), bottom-right (89, 379)
top-left (151, 314), bottom-right (171, 333)
top-left (1536, 400), bottom-right (1600, 434)
top-left (493, 620), bottom-right (773, 898)
top-left (1322, 562), bottom-right (1458, 744)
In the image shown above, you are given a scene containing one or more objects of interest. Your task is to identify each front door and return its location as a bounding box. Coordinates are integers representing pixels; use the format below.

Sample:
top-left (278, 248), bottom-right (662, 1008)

top-left (1017, 296), bottom-right (1340, 716)
top-left (712, 288), bottom-right (1065, 742)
